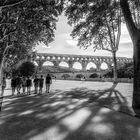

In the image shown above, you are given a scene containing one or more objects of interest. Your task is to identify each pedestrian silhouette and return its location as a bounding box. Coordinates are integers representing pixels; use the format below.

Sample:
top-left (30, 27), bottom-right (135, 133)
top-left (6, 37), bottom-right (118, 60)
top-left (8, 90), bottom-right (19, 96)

top-left (26, 77), bottom-right (32, 95)
top-left (39, 75), bottom-right (44, 94)
top-left (11, 76), bottom-right (16, 96)
top-left (1, 77), bottom-right (6, 96)
top-left (33, 75), bottom-right (39, 94)
top-left (22, 77), bottom-right (27, 94)
top-left (45, 74), bottom-right (52, 93)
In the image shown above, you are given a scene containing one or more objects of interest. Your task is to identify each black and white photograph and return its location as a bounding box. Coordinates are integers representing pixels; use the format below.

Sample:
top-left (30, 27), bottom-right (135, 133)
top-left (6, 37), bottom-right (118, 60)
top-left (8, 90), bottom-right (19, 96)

top-left (0, 0), bottom-right (140, 140)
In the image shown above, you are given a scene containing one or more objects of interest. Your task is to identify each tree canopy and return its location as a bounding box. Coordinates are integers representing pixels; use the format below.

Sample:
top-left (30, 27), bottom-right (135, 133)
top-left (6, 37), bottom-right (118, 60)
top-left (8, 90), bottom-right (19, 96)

top-left (0, 0), bottom-right (64, 75)
top-left (65, 0), bottom-right (122, 82)
top-left (16, 61), bottom-right (36, 77)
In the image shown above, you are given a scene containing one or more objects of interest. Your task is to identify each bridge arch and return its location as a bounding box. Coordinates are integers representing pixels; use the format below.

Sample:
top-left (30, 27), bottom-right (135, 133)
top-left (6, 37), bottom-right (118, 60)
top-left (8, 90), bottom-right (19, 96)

top-left (86, 62), bottom-right (97, 70)
top-left (100, 62), bottom-right (108, 70)
top-left (34, 53), bottom-right (133, 72)
top-left (43, 61), bottom-right (54, 66)
top-left (59, 61), bottom-right (69, 68)
top-left (73, 62), bottom-right (82, 70)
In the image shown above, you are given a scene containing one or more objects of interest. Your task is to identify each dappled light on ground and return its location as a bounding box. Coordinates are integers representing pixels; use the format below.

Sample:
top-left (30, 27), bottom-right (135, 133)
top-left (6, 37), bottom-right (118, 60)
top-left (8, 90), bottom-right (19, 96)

top-left (0, 86), bottom-right (140, 140)
top-left (61, 108), bottom-right (91, 131)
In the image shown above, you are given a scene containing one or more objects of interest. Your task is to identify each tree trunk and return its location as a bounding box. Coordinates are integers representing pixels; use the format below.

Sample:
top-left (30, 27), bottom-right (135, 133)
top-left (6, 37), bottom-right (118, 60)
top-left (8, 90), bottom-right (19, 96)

top-left (120, 0), bottom-right (140, 109)
top-left (132, 36), bottom-right (140, 108)
top-left (112, 51), bottom-right (118, 83)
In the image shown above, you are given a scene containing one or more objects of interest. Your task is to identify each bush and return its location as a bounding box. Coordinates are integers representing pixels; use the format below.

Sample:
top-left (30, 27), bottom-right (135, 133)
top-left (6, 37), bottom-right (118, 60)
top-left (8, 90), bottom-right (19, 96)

top-left (89, 73), bottom-right (99, 78)
top-left (62, 74), bottom-right (70, 79)
top-left (103, 62), bottom-right (133, 78)
top-left (17, 61), bottom-right (36, 77)
top-left (76, 74), bottom-right (84, 78)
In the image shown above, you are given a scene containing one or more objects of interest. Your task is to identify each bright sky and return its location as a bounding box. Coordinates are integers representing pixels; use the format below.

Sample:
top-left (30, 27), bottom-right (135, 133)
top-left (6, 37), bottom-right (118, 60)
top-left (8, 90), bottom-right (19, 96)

top-left (36, 14), bottom-right (133, 70)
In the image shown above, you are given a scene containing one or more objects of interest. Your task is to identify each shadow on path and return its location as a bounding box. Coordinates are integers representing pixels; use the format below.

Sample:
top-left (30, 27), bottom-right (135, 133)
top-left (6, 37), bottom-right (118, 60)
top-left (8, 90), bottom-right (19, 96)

top-left (0, 88), bottom-right (140, 140)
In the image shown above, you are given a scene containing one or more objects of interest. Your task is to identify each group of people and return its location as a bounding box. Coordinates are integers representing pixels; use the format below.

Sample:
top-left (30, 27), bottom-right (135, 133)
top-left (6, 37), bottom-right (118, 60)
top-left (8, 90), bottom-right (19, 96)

top-left (10, 74), bottom-right (52, 95)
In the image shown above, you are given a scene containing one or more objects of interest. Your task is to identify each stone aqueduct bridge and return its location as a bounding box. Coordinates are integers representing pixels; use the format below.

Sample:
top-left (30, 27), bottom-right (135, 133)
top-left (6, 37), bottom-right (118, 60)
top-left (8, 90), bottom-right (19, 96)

top-left (33, 53), bottom-right (133, 71)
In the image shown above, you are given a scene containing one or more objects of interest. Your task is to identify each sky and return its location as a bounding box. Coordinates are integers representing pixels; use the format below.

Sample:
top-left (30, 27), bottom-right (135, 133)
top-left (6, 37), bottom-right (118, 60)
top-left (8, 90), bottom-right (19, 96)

top-left (35, 14), bottom-right (133, 69)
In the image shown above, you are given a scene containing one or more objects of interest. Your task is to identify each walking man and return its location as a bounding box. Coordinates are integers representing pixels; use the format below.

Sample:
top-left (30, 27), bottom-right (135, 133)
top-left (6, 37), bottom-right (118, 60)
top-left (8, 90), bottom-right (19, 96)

top-left (11, 76), bottom-right (16, 96)
top-left (39, 75), bottom-right (44, 94)
top-left (16, 76), bottom-right (22, 94)
top-left (45, 74), bottom-right (52, 93)
top-left (33, 75), bottom-right (39, 94)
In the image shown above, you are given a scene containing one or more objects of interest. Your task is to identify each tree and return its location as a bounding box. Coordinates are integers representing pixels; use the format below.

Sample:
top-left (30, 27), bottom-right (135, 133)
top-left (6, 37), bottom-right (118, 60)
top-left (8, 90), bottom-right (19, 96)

top-left (62, 74), bottom-right (70, 79)
top-left (0, 0), bottom-right (63, 84)
top-left (65, 0), bottom-right (140, 108)
top-left (17, 61), bottom-right (36, 77)
top-left (120, 0), bottom-right (140, 108)
top-left (65, 0), bottom-right (121, 84)
top-left (76, 74), bottom-right (84, 78)
top-left (104, 62), bottom-right (133, 78)
top-left (89, 73), bottom-right (99, 78)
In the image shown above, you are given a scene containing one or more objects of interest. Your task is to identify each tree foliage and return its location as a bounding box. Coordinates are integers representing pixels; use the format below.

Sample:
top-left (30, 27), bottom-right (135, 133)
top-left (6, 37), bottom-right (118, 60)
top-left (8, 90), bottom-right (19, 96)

top-left (65, 0), bottom-right (120, 50)
top-left (17, 61), bottom-right (36, 77)
top-left (65, 0), bottom-right (121, 82)
top-left (89, 73), bottom-right (99, 78)
top-left (104, 62), bottom-right (133, 78)
top-left (76, 74), bottom-right (84, 78)
top-left (0, 0), bottom-right (64, 78)
top-left (62, 74), bottom-right (70, 79)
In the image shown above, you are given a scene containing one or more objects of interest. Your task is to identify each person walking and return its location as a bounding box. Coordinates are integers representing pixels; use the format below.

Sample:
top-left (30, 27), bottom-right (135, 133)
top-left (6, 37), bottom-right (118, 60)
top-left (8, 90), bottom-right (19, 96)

top-left (54, 76), bottom-right (56, 81)
top-left (16, 76), bottom-right (22, 94)
top-left (26, 77), bottom-right (32, 95)
top-left (39, 75), bottom-right (44, 94)
top-left (22, 77), bottom-right (27, 94)
top-left (1, 77), bottom-right (6, 96)
top-left (11, 76), bottom-right (16, 96)
top-left (45, 74), bottom-right (52, 93)
top-left (33, 75), bottom-right (39, 94)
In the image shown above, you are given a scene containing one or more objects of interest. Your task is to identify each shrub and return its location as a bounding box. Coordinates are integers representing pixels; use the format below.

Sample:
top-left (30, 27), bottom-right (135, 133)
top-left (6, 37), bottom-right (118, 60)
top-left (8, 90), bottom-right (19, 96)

top-left (76, 74), bottom-right (84, 78)
top-left (17, 61), bottom-right (36, 77)
top-left (89, 73), bottom-right (99, 78)
top-left (62, 74), bottom-right (70, 79)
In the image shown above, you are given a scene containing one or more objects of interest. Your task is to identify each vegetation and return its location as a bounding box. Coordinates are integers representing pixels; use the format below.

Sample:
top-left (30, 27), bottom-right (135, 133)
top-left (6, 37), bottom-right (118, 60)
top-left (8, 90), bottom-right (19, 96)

top-left (16, 61), bottom-right (36, 77)
top-left (61, 74), bottom-right (70, 79)
top-left (65, 0), bottom-right (121, 83)
top-left (89, 73), bottom-right (99, 78)
top-left (76, 74), bottom-right (84, 78)
top-left (65, 0), bottom-right (140, 108)
top-left (0, 0), bottom-right (63, 82)
top-left (104, 62), bottom-right (133, 78)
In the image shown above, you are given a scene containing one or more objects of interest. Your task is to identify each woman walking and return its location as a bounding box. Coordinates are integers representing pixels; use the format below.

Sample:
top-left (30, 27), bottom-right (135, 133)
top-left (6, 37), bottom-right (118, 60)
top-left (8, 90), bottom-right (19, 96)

top-left (1, 77), bottom-right (6, 96)
top-left (26, 77), bottom-right (32, 95)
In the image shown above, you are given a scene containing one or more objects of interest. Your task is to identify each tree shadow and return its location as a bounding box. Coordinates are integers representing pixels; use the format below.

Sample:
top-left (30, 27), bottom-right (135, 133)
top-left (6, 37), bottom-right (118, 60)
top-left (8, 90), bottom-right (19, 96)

top-left (0, 87), bottom-right (139, 140)
top-left (63, 87), bottom-right (134, 116)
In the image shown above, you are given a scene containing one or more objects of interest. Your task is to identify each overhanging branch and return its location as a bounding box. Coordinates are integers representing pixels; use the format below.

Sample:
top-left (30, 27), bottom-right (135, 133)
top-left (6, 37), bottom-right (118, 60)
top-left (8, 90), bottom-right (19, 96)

top-left (0, 0), bottom-right (26, 9)
top-left (0, 30), bottom-right (16, 42)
